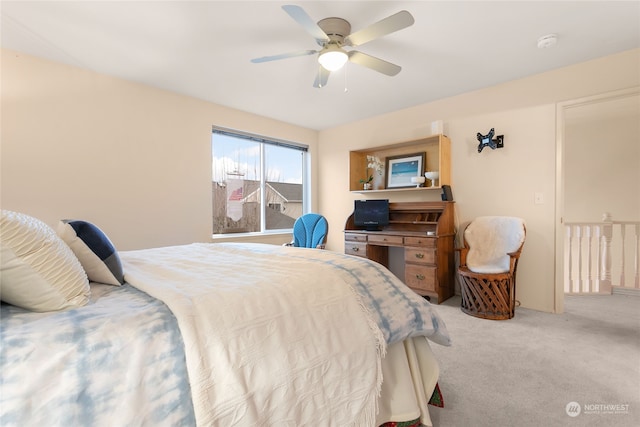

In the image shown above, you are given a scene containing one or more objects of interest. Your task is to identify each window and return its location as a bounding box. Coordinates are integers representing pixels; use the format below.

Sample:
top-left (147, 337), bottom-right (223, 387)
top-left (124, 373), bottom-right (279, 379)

top-left (211, 128), bottom-right (308, 235)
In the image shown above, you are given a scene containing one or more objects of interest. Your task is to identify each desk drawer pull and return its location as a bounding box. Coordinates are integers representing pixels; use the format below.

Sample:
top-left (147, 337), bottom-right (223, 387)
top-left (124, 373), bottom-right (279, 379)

top-left (414, 253), bottom-right (424, 259)
top-left (351, 247), bottom-right (359, 252)
top-left (415, 274), bottom-right (425, 280)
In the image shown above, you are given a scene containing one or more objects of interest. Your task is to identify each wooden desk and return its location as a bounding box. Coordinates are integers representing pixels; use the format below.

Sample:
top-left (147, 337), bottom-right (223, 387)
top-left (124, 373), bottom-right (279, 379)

top-left (344, 201), bottom-right (455, 304)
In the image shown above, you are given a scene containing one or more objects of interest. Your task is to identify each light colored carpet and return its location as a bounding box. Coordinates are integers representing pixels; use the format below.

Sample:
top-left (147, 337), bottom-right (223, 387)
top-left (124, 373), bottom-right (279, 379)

top-left (428, 294), bottom-right (640, 427)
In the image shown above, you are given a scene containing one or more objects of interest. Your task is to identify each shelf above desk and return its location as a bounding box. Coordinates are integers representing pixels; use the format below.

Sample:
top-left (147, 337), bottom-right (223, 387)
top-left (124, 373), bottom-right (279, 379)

top-left (349, 134), bottom-right (451, 192)
top-left (351, 186), bottom-right (443, 194)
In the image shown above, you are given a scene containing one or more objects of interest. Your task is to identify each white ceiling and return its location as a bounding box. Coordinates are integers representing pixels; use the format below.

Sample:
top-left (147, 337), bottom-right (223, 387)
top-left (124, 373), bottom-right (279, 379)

top-left (2, 1), bottom-right (639, 130)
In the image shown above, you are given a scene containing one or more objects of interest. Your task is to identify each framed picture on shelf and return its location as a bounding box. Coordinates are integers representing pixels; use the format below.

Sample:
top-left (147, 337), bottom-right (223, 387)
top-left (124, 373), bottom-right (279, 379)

top-left (385, 152), bottom-right (426, 189)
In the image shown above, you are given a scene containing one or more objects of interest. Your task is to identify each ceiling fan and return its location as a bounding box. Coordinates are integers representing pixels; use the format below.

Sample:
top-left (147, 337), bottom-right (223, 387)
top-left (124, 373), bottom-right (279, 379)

top-left (251, 5), bottom-right (415, 88)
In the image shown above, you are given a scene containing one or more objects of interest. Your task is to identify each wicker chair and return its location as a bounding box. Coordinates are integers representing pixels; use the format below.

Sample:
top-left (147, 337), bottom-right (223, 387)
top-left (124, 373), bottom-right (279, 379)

top-left (457, 216), bottom-right (526, 320)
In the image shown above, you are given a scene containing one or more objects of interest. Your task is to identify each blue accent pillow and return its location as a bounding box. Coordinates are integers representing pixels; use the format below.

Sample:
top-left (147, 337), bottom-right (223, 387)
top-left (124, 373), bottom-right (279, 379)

top-left (57, 220), bottom-right (124, 286)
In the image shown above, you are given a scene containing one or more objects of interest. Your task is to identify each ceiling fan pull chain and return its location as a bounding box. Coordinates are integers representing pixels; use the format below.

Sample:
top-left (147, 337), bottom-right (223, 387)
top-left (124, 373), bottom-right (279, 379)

top-left (344, 65), bottom-right (349, 93)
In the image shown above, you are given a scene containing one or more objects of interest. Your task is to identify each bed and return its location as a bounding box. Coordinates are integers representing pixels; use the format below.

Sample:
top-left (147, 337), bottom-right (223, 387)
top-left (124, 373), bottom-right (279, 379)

top-left (0, 211), bottom-right (450, 427)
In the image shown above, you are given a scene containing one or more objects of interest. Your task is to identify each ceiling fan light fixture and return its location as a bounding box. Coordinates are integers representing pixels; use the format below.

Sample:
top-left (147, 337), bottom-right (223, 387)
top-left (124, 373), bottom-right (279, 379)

top-left (318, 46), bottom-right (348, 71)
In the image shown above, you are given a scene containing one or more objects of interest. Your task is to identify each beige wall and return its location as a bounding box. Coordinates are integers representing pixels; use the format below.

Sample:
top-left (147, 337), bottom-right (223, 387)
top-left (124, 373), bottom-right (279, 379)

top-left (2, 47), bottom-right (638, 313)
top-left (563, 92), bottom-right (640, 222)
top-left (1, 49), bottom-right (318, 249)
top-left (318, 49), bottom-right (639, 313)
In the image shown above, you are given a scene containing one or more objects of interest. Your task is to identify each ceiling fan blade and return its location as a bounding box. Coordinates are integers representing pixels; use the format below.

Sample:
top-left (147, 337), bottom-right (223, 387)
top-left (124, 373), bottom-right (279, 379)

top-left (344, 10), bottom-right (414, 47)
top-left (313, 67), bottom-right (331, 88)
top-left (348, 51), bottom-right (401, 76)
top-left (251, 49), bottom-right (317, 63)
top-left (282, 5), bottom-right (330, 45)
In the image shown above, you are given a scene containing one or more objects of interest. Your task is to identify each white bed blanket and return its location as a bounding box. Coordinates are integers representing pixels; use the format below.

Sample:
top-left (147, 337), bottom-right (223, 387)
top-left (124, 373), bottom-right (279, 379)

top-left (121, 243), bottom-right (386, 427)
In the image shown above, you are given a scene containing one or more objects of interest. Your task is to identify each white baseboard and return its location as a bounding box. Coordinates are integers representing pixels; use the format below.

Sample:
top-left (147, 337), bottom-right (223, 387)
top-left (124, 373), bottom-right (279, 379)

top-left (612, 286), bottom-right (640, 297)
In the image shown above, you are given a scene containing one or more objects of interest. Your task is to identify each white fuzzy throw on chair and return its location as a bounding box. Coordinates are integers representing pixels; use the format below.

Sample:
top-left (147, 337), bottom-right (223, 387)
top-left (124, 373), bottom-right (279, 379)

top-left (465, 216), bottom-right (526, 274)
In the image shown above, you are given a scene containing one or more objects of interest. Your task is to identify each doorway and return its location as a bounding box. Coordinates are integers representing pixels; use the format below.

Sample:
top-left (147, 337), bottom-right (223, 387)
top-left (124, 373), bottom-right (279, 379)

top-left (555, 87), bottom-right (640, 313)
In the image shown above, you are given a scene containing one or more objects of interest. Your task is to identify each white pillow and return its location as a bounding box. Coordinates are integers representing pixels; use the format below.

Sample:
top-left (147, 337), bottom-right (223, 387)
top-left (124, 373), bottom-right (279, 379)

top-left (57, 220), bottom-right (124, 286)
top-left (0, 210), bottom-right (90, 312)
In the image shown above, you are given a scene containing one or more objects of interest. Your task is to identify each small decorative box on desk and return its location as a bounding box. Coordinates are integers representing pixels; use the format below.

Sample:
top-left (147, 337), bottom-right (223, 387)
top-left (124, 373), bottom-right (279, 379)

top-left (344, 201), bottom-right (456, 304)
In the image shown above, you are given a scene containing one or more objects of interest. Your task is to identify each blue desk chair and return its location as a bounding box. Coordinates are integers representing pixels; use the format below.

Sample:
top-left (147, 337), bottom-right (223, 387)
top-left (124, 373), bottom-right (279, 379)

top-left (285, 213), bottom-right (328, 249)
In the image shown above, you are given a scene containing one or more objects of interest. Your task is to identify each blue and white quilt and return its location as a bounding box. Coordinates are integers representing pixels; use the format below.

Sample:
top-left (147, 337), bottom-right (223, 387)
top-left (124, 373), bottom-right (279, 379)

top-left (0, 283), bottom-right (196, 426)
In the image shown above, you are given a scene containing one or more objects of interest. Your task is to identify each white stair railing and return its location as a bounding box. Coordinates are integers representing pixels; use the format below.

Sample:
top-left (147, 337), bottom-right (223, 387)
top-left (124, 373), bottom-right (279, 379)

top-left (564, 213), bottom-right (640, 294)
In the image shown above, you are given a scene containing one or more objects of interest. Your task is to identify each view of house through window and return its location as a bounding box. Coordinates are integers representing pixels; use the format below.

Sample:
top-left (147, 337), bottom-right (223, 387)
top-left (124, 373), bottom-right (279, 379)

top-left (211, 128), bottom-right (307, 235)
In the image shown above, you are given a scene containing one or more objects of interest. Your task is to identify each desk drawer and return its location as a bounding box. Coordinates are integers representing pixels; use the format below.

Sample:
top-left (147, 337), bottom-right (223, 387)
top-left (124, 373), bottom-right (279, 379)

top-left (404, 236), bottom-right (436, 247)
top-left (405, 247), bottom-right (436, 265)
top-left (345, 232), bottom-right (367, 242)
top-left (345, 242), bottom-right (367, 258)
top-left (367, 234), bottom-right (403, 246)
top-left (405, 265), bottom-right (437, 292)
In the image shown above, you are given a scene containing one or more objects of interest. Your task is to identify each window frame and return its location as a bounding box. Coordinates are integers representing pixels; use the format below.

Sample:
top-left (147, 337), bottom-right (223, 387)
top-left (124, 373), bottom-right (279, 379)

top-left (211, 126), bottom-right (309, 237)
